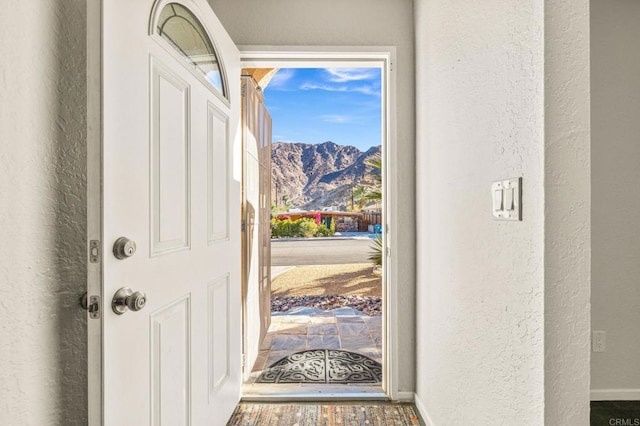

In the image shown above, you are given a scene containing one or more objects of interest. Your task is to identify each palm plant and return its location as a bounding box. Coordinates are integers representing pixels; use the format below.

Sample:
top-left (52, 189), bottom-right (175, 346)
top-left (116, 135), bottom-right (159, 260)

top-left (352, 184), bottom-right (369, 211)
top-left (369, 234), bottom-right (383, 265)
top-left (365, 153), bottom-right (383, 265)
top-left (364, 154), bottom-right (382, 203)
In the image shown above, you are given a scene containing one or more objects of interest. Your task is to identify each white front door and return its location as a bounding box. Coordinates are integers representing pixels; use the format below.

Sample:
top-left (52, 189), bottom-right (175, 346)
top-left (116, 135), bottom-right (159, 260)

top-left (93, 0), bottom-right (241, 424)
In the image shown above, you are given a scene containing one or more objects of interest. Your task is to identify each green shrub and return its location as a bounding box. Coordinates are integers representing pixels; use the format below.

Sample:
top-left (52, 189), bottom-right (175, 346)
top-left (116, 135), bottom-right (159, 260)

top-left (271, 218), bottom-right (299, 238)
top-left (271, 217), bottom-right (335, 238)
top-left (315, 223), bottom-right (332, 237)
top-left (298, 219), bottom-right (318, 238)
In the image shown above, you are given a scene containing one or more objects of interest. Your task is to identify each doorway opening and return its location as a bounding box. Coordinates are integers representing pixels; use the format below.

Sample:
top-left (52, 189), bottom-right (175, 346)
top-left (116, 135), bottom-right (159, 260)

top-left (239, 49), bottom-right (395, 399)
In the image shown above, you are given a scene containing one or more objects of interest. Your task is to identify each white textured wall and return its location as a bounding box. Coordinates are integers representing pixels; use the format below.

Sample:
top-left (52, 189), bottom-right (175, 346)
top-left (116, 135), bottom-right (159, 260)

top-left (591, 0), bottom-right (640, 398)
top-left (0, 1), bottom-right (87, 425)
top-left (415, 0), bottom-right (545, 422)
top-left (543, 0), bottom-right (591, 422)
top-left (416, 0), bottom-right (591, 423)
top-left (209, 0), bottom-right (417, 392)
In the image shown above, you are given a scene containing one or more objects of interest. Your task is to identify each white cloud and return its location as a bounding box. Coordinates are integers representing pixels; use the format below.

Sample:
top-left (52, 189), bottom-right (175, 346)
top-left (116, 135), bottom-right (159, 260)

top-left (300, 82), bottom-right (348, 92)
top-left (300, 82), bottom-right (380, 97)
top-left (317, 114), bottom-right (352, 124)
top-left (267, 69), bottom-right (295, 89)
top-left (352, 86), bottom-right (380, 96)
top-left (325, 68), bottom-right (377, 83)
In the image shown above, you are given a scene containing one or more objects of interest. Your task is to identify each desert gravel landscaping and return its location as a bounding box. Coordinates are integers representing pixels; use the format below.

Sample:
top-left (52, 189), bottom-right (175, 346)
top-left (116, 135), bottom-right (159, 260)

top-left (270, 263), bottom-right (382, 316)
top-left (271, 263), bottom-right (381, 298)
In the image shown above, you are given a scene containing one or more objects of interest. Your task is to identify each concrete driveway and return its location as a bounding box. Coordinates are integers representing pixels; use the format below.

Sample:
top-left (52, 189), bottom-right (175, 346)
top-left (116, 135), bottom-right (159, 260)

top-left (271, 236), bottom-right (376, 266)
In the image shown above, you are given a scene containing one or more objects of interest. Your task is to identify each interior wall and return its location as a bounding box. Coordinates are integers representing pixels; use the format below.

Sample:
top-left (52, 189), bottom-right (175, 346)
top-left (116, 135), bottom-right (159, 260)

top-left (591, 0), bottom-right (640, 399)
top-left (414, 0), bottom-right (545, 422)
top-left (415, 0), bottom-right (590, 425)
top-left (543, 0), bottom-right (591, 422)
top-left (415, 0), bottom-right (591, 422)
top-left (209, 0), bottom-right (417, 393)
top-left (0, 1), bottom-right (87, 425)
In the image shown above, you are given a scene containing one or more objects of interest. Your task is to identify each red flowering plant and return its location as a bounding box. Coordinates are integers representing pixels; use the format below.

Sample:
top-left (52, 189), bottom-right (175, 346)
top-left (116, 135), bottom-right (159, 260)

top-left (304, 212), bottom-right (321, 225)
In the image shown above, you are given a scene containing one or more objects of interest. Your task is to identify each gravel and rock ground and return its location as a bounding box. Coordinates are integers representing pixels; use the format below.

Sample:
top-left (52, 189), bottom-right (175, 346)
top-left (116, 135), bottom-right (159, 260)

top-left (271, 295), bottom-right (381, 316)
top-left (270, 263), bottom-right (382, 316)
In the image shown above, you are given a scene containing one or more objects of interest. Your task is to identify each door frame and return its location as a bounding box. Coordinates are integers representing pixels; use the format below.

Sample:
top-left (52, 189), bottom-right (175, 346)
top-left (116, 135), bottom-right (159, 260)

top-left (86, 1), bottom-right (102, 423)
top-left (238, 46), bottom-right (401, 400)
top-left (87, 35), bottom-right (402, 422)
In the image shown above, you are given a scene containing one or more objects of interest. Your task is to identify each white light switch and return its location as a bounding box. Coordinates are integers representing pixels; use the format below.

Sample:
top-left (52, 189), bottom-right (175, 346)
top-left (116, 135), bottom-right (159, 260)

top-left (505, 188), bottom-right (514, 210)
top-left (493, 189), bottom-right (503, 212)
top-left (492, 177), bottom-right (522, 221)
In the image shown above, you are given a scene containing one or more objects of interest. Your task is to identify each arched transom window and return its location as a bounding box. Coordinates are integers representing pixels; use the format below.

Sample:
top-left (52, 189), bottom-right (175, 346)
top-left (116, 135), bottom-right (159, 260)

top-left (156, 2), bottom-right (227, 98)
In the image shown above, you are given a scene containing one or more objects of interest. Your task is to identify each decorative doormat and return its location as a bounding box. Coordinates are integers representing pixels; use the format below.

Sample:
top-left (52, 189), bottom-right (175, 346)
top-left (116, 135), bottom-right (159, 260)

top-left (256, 349), bottom-right (382, 384)
top-left (228, 402), bottom-right (422, 425)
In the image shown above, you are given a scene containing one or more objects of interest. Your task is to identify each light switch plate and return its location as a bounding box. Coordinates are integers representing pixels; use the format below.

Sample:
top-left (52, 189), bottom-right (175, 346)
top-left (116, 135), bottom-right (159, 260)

top-left (492, 177), bottom-right (522, 221)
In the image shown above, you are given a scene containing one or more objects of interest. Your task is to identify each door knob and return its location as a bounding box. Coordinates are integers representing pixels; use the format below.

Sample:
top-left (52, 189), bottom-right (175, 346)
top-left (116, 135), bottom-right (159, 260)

top-left (113, 237), bottom-right (137, 259)
top-left (112, 287), bottom-right (147, 315)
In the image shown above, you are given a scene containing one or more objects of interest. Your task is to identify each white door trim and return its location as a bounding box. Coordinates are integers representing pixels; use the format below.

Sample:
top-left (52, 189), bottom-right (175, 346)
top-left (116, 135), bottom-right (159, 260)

top-left (238, 46), bottom-right (400, 401)
top-left (86, 1), bottom-right (102, 424)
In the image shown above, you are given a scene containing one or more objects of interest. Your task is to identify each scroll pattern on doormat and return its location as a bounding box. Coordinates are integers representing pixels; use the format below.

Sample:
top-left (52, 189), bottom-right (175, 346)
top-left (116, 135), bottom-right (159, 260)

top-left (256, 349), bottom-right (382, 384)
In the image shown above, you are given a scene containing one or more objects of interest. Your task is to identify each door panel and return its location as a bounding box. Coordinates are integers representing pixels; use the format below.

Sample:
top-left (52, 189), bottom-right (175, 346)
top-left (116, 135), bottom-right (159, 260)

top-left (98, 0), bottom-right (241, 424)
top-left (150, 296), bottom-right (191, 426)
top-left (260, 101), bottom-right (272, 341)
top-left (209, 274), bottom-right (231, 394)
top-left (207, 104), bottom-right (229, 243)
top-left (150, 60), bottom-right (191, 254)
top-left (242, 77), bottom-right (272, 380)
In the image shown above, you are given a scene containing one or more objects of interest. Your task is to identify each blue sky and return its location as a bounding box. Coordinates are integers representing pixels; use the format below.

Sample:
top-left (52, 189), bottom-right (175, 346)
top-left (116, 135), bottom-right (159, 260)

top-left (262, 68), bottom-right (382, 152)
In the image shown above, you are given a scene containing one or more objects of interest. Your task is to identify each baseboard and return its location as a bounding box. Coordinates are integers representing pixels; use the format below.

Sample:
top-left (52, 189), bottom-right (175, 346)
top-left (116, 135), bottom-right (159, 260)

top-left (591, 389), bottom-right (640, 401)
top-left (414, 393), bottom-right (435, 426)
top-left (395, 391), bottom-right (414, 402)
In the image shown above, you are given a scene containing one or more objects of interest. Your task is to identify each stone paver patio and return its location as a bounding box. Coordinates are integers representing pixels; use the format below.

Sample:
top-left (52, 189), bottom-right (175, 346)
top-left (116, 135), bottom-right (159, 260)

top-left (248, 307), bottom-right (382, 383)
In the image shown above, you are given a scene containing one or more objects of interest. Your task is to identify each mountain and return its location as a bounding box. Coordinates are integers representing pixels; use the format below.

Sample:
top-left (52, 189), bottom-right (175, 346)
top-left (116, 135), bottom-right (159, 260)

top-left (271, 141), bottom-right (381, 211)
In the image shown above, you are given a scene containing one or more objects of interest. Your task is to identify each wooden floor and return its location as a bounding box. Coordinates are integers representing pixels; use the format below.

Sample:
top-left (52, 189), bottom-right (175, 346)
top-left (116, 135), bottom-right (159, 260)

top-left (228, 402), bottom-right (424, 425)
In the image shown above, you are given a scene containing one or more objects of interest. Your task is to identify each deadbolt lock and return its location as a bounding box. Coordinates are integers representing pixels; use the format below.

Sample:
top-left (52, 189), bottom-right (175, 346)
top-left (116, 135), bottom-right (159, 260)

top-left (113, 237), bottom-right (137, 259)
top-left (112, 287), bottom-right (147, 315)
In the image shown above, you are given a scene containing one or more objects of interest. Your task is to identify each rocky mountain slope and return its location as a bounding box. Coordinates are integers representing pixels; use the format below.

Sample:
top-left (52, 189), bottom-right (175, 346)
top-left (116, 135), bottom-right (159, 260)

top-left (271, 141), bottom-right (381, 210)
